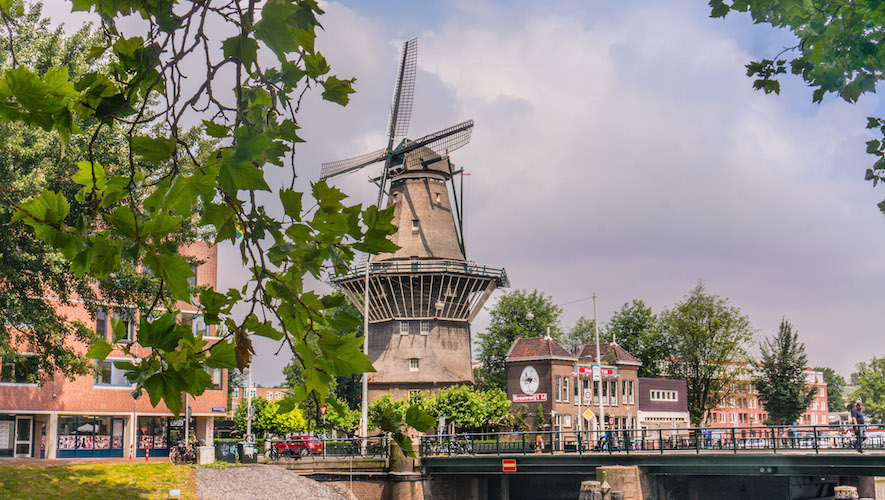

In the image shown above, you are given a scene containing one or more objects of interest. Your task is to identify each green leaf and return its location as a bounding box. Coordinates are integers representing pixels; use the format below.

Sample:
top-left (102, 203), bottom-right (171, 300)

top-left (110, 317), bottom-right (127, 342)
top-left (206, 341), bottom-right (237, 369)
top-left (143, 252), bottom-right (194, 301)
top-left (405, 405), bottom-right (435, 433)
top-left (86, 44), bottom-right (109, 60)
top-left (222, 35), bottom-right (259, 68)
top-left (392, 432), bottom-right (415, 458)
top-left (130, 136), bottom-right (177, 162)
top-left (218, 158), bottom-right (271, 194)
top-left (276, 396), bottom-right (297, 414)
top-left (304, 52), bottom-right (330, 78)
top-left (321, 76), bottom-right (355, 106)
top-left (317, 330), bottom-right (374, 377)
top-left (72, 160), bottom-right (107, 192)
top-left (867, 117), bottom-right (880, 129)
top-left (202, 120), bottom-right (230, 138)
top-left (280, 189), bottom-right (303, 219)
top-left (86, 338), bottom-right (113, 361)
top-left (143, 371), bottom-right (184, 416)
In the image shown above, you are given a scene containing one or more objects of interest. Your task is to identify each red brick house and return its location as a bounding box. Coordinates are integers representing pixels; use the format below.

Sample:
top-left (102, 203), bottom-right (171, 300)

top-left (0, 242), bottom-right (228, 459)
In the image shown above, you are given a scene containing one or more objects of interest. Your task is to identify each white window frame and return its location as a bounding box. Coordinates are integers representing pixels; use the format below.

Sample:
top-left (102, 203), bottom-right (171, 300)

top-left (420, 320), bottom-right (430, 335)
top-left (95, 359), bottom-right (132, 387)
top-left (610, 381), bottom-right (617, 405)
top-left (0, 355), bottom-right (40, 385)
top-left (400, 321), bottom-right (410, 335)
top-left (409, 358), bottom-right (419, 371)
top-left (563, 376), bottom-right (569, 403)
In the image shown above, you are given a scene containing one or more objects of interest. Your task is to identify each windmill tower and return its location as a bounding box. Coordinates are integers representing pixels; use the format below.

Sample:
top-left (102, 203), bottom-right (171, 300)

top-left (321, 38), bottom-right (508, 402)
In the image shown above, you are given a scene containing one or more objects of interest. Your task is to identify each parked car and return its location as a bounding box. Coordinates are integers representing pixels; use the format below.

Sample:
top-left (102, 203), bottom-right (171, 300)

top-left (272, 435), bottom-right (323, 458)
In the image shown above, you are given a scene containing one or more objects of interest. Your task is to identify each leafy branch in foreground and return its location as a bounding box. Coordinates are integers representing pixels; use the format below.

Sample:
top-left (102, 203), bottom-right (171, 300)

top-left (0, 0), bottom-right (432, 443)
top-left (708, 0), bottom-right (885, 214)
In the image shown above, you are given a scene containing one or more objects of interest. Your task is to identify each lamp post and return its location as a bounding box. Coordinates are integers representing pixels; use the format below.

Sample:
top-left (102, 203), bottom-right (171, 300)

top-left (593, 293), bottom-right (604, 434)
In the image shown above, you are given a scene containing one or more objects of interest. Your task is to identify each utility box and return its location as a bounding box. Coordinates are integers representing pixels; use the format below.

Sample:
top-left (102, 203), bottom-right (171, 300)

top-left (238, 441), bottom-right (257, 464)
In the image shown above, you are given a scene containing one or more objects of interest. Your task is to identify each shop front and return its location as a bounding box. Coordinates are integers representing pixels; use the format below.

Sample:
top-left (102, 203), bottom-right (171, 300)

top-left (136, 416), bottom-right (195, 458)
top-left (57, 415), bottom-right (126, 458)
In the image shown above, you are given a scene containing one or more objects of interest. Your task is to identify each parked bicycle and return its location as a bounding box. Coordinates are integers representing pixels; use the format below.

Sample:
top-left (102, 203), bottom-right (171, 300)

top-left (169, 441), bottom-right (196, 465)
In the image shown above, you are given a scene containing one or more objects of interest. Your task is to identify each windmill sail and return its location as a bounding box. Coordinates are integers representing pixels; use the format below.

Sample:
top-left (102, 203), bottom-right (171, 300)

top-left (387, 38), bottom-right (417, 139)
top-left (320, 148), bottom-right (386, 181)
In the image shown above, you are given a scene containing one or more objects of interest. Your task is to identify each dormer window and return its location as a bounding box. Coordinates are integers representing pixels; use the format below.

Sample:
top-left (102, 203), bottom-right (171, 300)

top-left (411, 220), bottom-right (419, 232)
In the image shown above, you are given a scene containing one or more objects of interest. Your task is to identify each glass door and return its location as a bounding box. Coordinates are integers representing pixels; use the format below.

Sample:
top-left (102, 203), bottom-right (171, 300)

top-left (111, 419), bottom-right (124, 457)
top-left (14, 416), bottom-right (32, 458)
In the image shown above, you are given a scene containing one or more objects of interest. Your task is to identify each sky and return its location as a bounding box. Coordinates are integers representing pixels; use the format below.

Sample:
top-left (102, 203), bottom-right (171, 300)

top-left (44, 0), bottom-right (885, 386)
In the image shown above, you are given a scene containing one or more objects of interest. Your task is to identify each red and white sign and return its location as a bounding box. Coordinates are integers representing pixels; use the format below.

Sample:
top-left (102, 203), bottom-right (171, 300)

top-left (577, 365), bottom-right (616, 375)
top-left (513, 393), bottom-right (547, 402)
top-left (583, 389), bottom-right (593, 401)
top-left (319, 405), bottom-right (328, 417)
top-left (502, 459), bottom-right (517, 472)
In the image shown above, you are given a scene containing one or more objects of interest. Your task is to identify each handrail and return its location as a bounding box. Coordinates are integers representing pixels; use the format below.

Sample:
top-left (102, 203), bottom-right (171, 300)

top-left (417, 424), bottom-right (881, 458)
top-left (334, 259), bottom-right (510, 287)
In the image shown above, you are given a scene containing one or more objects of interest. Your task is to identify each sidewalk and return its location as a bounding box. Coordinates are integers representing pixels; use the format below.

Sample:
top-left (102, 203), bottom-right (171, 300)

top-left (0, 457), bottom-right (144, 466)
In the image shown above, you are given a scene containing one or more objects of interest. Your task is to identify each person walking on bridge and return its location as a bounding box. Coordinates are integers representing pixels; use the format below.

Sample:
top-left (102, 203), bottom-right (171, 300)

top-left (851, 400), bottom-right (866, 452)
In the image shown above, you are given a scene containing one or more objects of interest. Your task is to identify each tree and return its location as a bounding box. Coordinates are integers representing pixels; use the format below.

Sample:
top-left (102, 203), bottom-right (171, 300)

top-left (475, 289), bottom-right (562, 390)
top-left (428, 385), bottom-right (511, 431)
top-left (754, 319), bottom-right (816, 425)
top-left (0, 0), bottom-right (437, 450)
top-left (606, 300), bottom-right (665, 378)
top-left (660, 283), bottom-right (755, 424)
top-left (560, 316), bottom-right (597, 353)
top-left (0, 3), bottom-right (179, 380)
top-left (850, 357), bottom-right (885, 423)
top-left (233, 397), bottom-right (307, 438)
top-left (814, 366), bottom-right (847, 414)
top-left (708, 1), bottom-right (885, 214)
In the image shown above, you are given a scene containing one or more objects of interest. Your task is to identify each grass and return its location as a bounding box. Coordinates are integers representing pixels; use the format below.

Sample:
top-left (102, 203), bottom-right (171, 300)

top-left (0, 463), bottom-right (197, 500)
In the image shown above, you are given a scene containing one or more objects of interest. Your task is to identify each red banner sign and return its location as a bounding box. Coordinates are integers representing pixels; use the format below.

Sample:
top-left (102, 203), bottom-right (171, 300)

top-left (512, 393), bottom-right (547, 402)
top-left (502, 459), bottom-right (516, 472)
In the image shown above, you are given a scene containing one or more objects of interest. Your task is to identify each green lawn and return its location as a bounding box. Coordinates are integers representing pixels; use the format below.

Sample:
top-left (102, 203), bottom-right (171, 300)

top-left (0, 463), bottom-right (196, 500)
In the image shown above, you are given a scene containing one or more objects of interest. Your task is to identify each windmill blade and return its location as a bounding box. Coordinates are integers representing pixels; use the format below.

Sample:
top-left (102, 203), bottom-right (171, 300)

top-left (395, 120), bottom-right (474, 159)
top-left (320, 148), bottom-right (387, 180)
top-left (386, 38), bottom-right (418, 140)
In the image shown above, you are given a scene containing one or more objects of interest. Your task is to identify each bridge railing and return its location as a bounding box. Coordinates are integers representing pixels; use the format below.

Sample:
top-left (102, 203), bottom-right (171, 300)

top-left (418, 424), bottom-right (883, 457)
top-left (267, 436), bottom-right (389, 461)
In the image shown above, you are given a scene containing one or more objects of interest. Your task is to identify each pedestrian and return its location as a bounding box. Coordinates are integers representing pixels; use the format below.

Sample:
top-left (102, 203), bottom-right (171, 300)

top-left (851, 400), bottom-right (866, 452)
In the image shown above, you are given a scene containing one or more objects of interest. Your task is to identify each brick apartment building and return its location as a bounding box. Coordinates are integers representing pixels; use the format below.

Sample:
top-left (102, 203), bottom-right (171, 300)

top-left (706, 367), bottom-right (828, 429)
top-left (229, 386), bottom-right (290, 418)
top-left (505, 337), bottom-right (640, 433)
top-left (0, 242), bottom-right (228, 459)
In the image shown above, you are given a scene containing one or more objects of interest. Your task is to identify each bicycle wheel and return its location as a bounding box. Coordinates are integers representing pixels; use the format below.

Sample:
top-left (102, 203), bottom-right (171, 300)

top-left (169, 448), bottom-right (183, 465)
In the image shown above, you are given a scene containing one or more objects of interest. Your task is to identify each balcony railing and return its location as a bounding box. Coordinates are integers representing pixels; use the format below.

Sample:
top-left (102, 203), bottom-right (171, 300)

top-left (335, 259), bottom-right (509, 287)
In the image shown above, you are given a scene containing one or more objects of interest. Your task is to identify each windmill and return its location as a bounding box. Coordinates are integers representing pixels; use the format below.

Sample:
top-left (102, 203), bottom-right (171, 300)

top-left (321, 38), bottom-right (508, 406)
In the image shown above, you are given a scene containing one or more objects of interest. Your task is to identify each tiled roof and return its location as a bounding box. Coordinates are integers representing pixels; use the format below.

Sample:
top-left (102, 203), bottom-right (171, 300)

top-left (576, 343), bottom-right (641, 366)
top-left (506, 337), bottom-right (574, 360)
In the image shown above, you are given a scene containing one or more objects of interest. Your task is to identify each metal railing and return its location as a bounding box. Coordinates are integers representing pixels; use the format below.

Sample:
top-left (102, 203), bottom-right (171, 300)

top-left (267, 436), bottom-right (390, 461)
top-left (335, 259), bottom-right (509, 287)
top-left (418, 424), bottom-right (883, 457)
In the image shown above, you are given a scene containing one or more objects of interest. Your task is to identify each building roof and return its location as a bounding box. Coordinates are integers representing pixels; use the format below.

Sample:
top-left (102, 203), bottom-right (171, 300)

top-left (576, 343), bottom-right (642, 366)
top-left (506, 337), bottom-right (575, 361)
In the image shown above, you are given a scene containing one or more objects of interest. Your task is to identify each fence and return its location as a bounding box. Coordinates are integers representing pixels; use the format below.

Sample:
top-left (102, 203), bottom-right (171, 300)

top-left (418, 424), bottom-right (883, 457)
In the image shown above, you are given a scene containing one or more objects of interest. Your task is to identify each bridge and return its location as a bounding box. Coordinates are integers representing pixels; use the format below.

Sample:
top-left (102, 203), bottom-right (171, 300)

top-left (279, 427), bottom-right (885, 499)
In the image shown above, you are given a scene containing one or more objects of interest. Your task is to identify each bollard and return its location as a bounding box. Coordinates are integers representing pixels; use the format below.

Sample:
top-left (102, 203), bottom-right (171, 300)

top-left (129, 444), bottom-right (134, 460)
top-left (578, 480), bottom-right (602, 500)
top-left (835, 485), bottom-right (859, 499)
top-left (145, 442), bottom-right (150, 462)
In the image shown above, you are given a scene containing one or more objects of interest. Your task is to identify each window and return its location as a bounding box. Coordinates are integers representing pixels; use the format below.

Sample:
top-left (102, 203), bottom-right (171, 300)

top-left (420, 321), bottom-right (430, 335)
top-left (400, 321), bottom-right (410, 335)
top-left (563, 415), bottom-right (572, 427)
top-left (267, 391), bottom-right (274, 401)
top-left (209, 368), bottom-right (223, 390)
top-left (409, 358), bottom-right (419, 371)
top-left (193, 315), bottom-right (210, 337)
top-left (275, 391), bottom-right (282, 400)
top-left (95, 360), bottom-right (131, 387)
top-left (96, 308), bottom-right (107, 339)
top-left (563, 377), bottom-right (569, 402)
top-left (593, 381), bottom-right (600, 405)
top-left (555, 376), bottom-right (562, 402)
top-left (602, 379), bottom-right (608, 405)
top-left (0, 356), bottom-right (39, 384)
top-left (610, 381), bottom-right (617, 405)
top-left (622, 381), bottom-right (627, 401)
top-left (650, 390), bottom-right (678, 402)
top-left (188, 264), bottom-right (198, 287)
top-left (233, 388), bottom-right (239, 398)
top-left (629, 381), bottom-right (635, 404)
top-left (411, 220), bottom-right (419, 232)
top-left (112, 308), bottom-right (134, 342)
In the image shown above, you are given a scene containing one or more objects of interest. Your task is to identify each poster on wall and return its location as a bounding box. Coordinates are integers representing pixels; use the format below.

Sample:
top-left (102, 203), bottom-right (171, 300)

top-left (112, 436), bottom-right (122, 449)
top-left (94, 436), bottom-right (110, 450)
top-left (58, 436), bottom-right (76, 450)
top-left (0, 421), bottom-right (12, 448)
top-left (139, 435), bottom-right (152, 449)
top-left (77, 435), bottom-right (93, 450)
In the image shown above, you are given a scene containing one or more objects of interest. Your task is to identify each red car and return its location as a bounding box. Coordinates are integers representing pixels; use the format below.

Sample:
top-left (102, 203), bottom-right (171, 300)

top-left (272, 435), bottom-right (323, 458)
